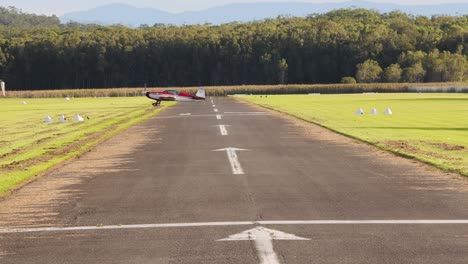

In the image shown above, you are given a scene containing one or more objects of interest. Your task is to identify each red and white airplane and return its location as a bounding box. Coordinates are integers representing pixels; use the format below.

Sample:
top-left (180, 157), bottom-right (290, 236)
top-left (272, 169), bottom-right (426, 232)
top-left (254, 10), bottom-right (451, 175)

top-left (145, 88), bottom-right (206, 106)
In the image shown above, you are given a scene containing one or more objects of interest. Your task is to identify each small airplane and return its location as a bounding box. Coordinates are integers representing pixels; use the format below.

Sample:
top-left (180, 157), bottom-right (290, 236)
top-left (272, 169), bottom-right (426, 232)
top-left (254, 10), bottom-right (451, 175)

top-left (144, 88), bottom-right (206, 106)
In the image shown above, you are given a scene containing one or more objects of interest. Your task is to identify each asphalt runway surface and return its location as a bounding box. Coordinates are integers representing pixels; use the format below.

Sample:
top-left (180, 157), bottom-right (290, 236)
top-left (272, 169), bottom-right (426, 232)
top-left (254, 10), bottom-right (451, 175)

top-left (1, 97), bottom-right (467, 263)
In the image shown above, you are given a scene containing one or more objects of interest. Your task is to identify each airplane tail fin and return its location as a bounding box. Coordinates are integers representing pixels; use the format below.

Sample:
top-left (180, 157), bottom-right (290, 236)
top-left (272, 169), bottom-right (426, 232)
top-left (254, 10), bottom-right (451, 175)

top-left (195, 88), bottom-right (206, 99)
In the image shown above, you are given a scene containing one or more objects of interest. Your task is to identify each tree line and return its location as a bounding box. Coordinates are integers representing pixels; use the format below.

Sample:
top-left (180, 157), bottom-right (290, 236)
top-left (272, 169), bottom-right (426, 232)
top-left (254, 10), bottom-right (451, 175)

top-left (0, 7), bottom-right (467, 90)
top-left (0, 6), bottom-right (60, 27)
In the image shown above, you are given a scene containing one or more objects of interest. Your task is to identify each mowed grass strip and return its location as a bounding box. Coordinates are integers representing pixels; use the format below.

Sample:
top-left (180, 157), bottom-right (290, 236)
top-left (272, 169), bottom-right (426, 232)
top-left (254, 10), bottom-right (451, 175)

top-left (0, 97), bottom-right (174, 196)
top-left (238, 93), bottom-right (468, 176)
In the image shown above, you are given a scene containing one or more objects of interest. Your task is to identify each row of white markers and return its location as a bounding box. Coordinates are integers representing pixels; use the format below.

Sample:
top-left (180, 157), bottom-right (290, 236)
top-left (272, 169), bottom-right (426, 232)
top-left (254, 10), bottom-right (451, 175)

top-left (45, 114), bottom-right (84, 123)
top-left (356, 108), bottom-right (393, 115)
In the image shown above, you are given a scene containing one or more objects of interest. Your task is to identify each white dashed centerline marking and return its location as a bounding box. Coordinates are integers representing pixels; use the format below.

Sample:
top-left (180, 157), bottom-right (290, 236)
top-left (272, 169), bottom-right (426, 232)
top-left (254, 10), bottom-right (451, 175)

top-left (216, 114), bottom-right (222, 120)
top-left (213, 147), bottom-right (248, 174)
top-left (214, 108), bottom-right (219, 113)
top-left (214, 125), bottom-right (230, 136)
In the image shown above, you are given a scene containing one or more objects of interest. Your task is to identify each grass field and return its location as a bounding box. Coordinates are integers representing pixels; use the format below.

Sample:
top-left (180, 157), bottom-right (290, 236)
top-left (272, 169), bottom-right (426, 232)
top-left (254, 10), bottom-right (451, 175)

top-left (0, 97), bottom-right (174, 196)
top-left (238, 93), bottom-right (468, 176)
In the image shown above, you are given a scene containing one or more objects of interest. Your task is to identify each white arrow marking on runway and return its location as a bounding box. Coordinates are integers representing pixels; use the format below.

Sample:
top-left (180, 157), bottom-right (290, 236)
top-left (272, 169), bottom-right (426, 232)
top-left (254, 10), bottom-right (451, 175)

top-left (214, 125), bottom-right (230, 136)
top-left (214, 108), bottom-right (219, 113)
top-left (218, 226), bottom-right (309, 264)
top-left (214, 147), bottom-right (248, 174)
top-left (216, 114), bottom-right (222, 120)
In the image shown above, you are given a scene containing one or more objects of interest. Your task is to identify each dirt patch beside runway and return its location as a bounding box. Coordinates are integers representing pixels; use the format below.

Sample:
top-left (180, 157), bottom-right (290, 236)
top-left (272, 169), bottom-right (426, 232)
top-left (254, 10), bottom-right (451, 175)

top-left (0, 124), bottom-right (163, 228)
top-left (429, 142), bottom-right (465, 151)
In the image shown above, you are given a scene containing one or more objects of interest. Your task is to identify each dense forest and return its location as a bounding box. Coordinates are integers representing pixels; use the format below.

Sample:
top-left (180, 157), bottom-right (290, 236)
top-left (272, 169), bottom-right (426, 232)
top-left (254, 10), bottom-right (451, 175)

top-left (0, 6), bottom-right (467, 90)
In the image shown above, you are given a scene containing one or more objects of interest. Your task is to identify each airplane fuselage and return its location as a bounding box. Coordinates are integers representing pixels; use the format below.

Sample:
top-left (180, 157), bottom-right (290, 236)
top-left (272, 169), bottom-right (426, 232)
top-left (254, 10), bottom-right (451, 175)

top-left (145, 89), bottom-right (205, 106)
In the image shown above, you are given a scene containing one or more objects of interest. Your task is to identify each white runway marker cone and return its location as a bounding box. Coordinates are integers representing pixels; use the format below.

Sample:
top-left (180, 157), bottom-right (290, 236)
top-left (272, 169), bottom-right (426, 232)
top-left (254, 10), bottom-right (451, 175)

top-left (22, 101), bottom-right (27, 105)
top-left (384, 108), bottom-right (393, 115)
top-left (355, 108), bottom-right (364, 115)
top-left (65, 97), bottom-right (70, 101)
top-left (74, 114), bottom-right (84, 122)
top-left (59, 115), bottom-right (67, 122)
top-left (45, 116), bottom-right (53, 123)
top-left (1, 81), bottom-right (5, 96)
top-left (370, 108), bottom-right (378, 115)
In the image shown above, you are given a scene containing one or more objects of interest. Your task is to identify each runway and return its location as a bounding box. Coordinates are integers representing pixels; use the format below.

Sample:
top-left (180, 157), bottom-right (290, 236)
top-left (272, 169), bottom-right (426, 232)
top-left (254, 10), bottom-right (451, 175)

top-left (1, 97), bottom-right (467, 263)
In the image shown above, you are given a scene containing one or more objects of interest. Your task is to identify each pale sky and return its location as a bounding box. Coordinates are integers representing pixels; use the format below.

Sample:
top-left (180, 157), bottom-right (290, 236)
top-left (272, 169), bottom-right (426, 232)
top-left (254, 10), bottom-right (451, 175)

top-left (0, 0), bottom-right (467, 16)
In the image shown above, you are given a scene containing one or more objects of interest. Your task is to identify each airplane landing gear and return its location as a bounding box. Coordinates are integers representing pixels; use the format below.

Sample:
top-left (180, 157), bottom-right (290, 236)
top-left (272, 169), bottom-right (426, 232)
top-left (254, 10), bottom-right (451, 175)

top-left (152, 101), bottom-right (161, 107)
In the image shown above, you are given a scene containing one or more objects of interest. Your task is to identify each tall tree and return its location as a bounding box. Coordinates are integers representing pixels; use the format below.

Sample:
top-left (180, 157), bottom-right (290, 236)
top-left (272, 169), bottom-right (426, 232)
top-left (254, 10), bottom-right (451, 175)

top-left (356, 59), bottom-right (383, 83)
top-left (382, 64), bottom-right (402, 83)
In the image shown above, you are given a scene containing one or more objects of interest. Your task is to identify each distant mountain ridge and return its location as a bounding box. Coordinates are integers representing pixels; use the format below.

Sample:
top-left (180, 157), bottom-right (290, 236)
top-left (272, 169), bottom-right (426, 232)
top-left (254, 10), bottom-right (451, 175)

top-left (61, 1), bottom-right (468, 26)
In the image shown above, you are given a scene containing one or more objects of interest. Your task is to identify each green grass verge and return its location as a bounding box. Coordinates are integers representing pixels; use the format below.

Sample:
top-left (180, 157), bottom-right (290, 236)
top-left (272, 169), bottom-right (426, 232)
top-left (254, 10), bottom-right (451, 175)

top-left (0, 97), bottom-right (174, 196)
top-left (237, 93), bottom-right (468, 176)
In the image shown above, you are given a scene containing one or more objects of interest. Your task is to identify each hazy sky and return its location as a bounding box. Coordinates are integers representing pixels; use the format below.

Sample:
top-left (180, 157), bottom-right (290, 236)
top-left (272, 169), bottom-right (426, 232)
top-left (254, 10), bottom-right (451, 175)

top-left (1, 0), bottom-right (467, 16)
